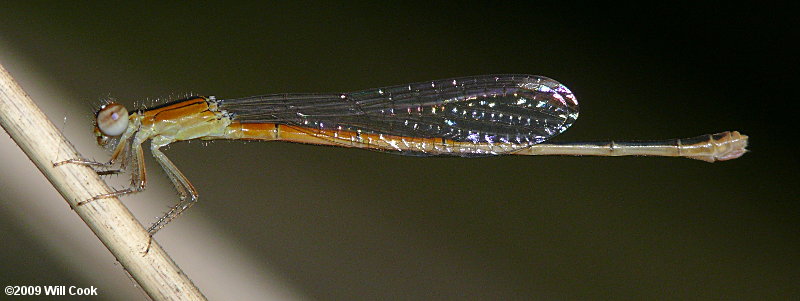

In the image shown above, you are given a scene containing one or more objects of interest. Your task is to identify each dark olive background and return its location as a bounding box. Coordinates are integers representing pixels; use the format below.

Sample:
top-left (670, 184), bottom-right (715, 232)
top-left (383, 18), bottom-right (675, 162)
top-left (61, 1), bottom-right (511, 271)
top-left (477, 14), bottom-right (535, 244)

top-left (1, 2), bottom-right (796, 300)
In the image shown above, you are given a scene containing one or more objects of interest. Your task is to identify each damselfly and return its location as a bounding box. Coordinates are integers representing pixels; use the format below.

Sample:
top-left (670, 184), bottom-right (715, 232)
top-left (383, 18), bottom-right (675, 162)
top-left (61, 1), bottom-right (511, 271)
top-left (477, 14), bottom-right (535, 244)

top-left (57, 75), bottom-right (748, 235)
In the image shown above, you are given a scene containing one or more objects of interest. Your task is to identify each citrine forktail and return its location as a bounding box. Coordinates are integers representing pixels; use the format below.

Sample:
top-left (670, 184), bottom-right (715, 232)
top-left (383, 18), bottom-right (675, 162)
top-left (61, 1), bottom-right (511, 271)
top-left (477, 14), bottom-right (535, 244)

top-left (56, 75), bottom-right (748, 235)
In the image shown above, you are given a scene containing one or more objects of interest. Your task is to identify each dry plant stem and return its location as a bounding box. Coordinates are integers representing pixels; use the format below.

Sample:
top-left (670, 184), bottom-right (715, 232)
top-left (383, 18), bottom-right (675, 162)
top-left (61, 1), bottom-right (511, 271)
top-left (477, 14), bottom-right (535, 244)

top-left (0, 62), bottom-right (206, 300)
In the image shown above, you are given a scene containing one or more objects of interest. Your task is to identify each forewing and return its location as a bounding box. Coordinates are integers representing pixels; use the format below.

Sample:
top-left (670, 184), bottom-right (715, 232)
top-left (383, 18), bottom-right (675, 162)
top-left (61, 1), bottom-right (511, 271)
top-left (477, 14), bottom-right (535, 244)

top-left (220, 75), bottom-right (579, 155)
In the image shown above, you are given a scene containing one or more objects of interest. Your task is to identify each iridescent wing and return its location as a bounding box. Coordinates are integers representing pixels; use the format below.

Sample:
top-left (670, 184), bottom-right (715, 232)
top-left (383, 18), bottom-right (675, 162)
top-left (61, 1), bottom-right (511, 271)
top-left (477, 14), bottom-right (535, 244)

top-left (219, 74), bottom-right (579, 156)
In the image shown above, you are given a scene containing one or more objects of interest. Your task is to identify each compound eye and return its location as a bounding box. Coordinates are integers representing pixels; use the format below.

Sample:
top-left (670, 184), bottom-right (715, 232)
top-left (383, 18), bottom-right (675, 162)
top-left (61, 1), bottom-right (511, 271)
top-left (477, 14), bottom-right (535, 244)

top-left (96, 103), bottom-right (129, 136)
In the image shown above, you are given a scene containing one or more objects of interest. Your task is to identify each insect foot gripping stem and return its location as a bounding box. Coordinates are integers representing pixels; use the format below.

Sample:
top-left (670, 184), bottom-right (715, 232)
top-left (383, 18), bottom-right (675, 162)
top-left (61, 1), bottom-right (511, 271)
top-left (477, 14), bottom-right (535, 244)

top-left (685, 131), bottom-right (749, 162)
